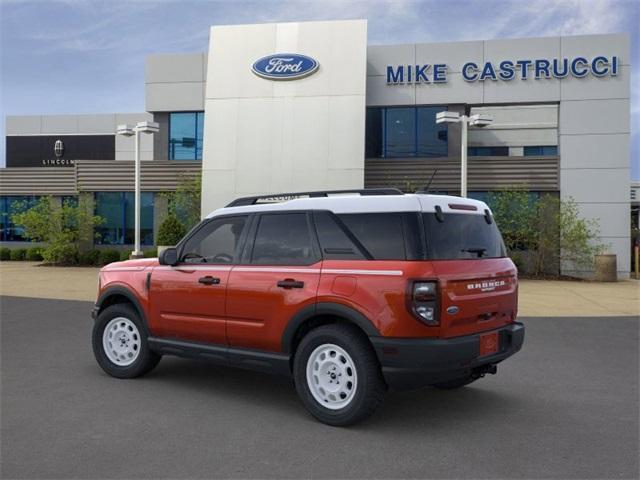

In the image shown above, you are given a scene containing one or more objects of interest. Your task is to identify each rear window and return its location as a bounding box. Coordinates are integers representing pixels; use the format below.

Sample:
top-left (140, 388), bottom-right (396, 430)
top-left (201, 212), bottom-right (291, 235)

top-left (423, 213), bottom-right (506, 260)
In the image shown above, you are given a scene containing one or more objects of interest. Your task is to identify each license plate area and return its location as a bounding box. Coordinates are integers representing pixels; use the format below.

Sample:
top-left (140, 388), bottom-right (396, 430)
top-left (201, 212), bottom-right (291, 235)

top-left (479, 331), bottom-right (499, 356)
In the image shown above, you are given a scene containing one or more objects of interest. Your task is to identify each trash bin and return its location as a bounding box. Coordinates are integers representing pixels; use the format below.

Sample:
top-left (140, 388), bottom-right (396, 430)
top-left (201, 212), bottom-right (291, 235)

top-left (594, 254), bottom-right (617, 282)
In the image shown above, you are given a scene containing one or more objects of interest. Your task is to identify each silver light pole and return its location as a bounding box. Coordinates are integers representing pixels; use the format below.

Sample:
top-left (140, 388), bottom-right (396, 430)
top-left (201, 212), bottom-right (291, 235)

top-left (116, 121), bottom-right (158, 259)
top-left (436, 111), bottom-right (492, 198)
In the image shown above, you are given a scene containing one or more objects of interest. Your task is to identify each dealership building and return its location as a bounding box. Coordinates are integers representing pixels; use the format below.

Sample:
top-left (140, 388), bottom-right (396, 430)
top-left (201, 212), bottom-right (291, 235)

top-left (0, 20), bottom-right (633, 277)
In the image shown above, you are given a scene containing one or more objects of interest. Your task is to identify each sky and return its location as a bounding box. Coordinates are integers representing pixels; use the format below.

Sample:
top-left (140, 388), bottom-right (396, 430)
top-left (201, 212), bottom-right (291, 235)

top-left (1, 0), bottom-right (638, 177)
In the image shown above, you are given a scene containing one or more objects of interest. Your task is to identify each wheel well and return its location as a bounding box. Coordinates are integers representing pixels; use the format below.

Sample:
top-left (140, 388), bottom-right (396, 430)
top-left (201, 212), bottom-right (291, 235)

top-left (98, 294), bottom-right (135, 315)
top-left (289, 315), bottom-right (372, 361)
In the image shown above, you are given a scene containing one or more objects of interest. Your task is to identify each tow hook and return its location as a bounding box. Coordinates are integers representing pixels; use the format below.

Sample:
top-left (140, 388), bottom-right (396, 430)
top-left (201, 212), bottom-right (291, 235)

top-left (472, 364), bottom-right (497, 379)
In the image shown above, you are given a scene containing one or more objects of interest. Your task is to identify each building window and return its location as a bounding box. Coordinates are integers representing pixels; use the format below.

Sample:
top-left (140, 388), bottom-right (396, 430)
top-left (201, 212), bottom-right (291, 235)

top-left (524, 146), bottom-right (558, 156)
top-left (366, 107), bottom-right (448, 158)
top-left (94, 192), bottom-right (154, 245)
top-left (468, 146), bottom-right (510, 156)
top-left (169, 112), bottom-right (204, 160)
top-left (0, 196), bottom-right (39, 242)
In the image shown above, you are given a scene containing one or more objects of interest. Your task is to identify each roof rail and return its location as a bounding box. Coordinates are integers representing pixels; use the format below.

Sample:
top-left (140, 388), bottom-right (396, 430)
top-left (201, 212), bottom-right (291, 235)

top-left (225, 188), bottom-right (404, 207)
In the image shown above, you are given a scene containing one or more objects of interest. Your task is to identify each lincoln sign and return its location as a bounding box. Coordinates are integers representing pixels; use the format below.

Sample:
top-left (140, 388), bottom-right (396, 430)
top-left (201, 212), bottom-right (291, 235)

top-left (386, 55), bottom-right (620, 84)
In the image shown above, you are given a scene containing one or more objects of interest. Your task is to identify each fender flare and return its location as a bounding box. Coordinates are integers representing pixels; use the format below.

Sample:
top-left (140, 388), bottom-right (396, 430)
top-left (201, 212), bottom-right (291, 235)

top-left (95, 285), bottom-right (148, 327)
top-left (281, 302), bottom-right (380, 354)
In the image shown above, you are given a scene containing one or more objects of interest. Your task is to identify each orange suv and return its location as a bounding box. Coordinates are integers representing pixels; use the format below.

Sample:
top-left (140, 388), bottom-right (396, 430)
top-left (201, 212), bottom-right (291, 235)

top-left (91, 189), bottom-right (524, 426)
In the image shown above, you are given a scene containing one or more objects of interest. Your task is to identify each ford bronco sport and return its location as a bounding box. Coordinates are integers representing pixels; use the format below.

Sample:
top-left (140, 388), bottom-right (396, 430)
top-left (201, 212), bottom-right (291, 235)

top-left (92, 189), bottom-right (524, 426)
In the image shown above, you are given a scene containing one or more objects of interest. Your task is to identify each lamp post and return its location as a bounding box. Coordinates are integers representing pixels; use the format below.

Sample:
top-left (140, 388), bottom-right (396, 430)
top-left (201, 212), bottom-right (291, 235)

top-left (436, 111), bottom-right (492, 197)
top-left (116, 121), bottom-right (159, 258)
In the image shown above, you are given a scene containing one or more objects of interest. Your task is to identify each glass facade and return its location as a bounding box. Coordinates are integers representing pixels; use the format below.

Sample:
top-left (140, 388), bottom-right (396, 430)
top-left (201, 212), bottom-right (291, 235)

top-left (94, 192), bottom-right (154, 245)
top-left (168, 112), bottom-right (204, 160)
top-left (366, 107), bottom-right (448, 158)
top-left (468, 146), bottom-right (510, 156)
top-left (524, 146), bottom-right (558, 156)
top-left (0, 196), bottom-right (39, 241)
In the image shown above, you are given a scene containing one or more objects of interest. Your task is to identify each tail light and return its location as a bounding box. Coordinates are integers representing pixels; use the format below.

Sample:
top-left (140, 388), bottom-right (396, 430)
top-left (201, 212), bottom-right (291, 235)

top-left (410, 281), bottom-right (439, 326)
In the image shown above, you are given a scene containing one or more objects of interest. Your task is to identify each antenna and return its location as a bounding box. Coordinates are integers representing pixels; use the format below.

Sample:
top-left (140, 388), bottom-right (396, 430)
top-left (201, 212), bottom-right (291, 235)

top-left (416, 169), bottom-right (438, 194)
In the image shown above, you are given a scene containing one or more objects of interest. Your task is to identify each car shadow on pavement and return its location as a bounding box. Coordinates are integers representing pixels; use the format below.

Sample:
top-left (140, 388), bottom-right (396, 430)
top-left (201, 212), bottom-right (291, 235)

top-left (139, 356), bottom-right (526, 430)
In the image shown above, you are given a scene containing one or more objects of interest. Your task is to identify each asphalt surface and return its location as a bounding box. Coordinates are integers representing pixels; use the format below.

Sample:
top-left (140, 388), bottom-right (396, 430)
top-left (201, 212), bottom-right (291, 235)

top-left (1, 296), bottom-right (638, 479)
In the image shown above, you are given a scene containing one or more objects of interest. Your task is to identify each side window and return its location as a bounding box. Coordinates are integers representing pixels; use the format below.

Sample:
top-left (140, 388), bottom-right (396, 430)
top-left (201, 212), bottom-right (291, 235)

top-left (313, 211), bottom-right (366, 260)
top-left (181, 216), bottom-right (247, 264)
top-left (337, 213), bottom-right (407, 260)
top-left (251, 213), bottom-right (316, 265)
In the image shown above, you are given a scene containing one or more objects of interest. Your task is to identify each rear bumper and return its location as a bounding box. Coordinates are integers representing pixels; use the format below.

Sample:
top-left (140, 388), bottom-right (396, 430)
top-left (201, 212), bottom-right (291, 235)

top-left (371, 322), bottom-right (525, 390)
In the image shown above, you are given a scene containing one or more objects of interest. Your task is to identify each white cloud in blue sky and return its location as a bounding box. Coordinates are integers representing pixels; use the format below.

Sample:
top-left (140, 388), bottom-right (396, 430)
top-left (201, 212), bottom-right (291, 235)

top-left (1, 0), bottom-right (638, 177)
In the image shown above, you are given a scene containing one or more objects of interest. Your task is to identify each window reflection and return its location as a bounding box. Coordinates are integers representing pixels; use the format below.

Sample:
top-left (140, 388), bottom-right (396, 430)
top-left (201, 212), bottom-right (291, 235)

top-left (169, 112), bottom-right (204, 160)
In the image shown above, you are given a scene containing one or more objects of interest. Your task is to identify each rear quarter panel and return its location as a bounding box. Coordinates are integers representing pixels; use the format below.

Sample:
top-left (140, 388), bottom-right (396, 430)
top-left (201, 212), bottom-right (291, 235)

top-left (318, 258), bottom-right (518, 339)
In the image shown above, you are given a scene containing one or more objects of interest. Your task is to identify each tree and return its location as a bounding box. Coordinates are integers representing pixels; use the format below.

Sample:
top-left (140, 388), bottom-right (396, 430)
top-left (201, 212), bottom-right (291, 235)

top-left (487, 188), bottom-right (537, 252)
top-left (557, 197), bottom-right (605, 272)
top-left (163, 174), bottom-right (202, 231)
top-left (156, 214), bottom-right (187, 246)
top-left (11, 196), bottom-right (104, 265)
top-left (487, 189), bottom-right (605, 277)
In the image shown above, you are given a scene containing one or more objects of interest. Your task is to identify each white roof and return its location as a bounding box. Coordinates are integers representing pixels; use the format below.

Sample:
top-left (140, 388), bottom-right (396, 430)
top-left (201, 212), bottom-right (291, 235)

top-left (207, 194), bottom-right (491, 218)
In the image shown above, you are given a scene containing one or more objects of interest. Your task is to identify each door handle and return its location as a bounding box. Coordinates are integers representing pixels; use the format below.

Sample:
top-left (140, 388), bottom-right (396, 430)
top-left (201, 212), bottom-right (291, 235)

top-left (277, 279), bottom-right (304, 289)
top-left (198, 276), bottom-right (221, 285)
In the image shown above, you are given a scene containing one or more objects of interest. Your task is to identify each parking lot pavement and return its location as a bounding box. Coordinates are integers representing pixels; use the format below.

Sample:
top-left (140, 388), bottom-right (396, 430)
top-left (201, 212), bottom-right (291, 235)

top-left (1, 296), bottom-right (638, 479)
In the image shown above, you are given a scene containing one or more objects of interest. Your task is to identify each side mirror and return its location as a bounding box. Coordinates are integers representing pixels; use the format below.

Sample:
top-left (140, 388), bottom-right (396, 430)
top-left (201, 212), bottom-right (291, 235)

top-left (159, 247), bottom-right (178, 266)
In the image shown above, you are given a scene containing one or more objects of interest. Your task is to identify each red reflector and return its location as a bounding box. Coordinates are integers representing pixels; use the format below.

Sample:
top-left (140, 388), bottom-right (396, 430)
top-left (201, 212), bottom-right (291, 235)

top-left (479, 332), bottom-right (499, 356)
top-left (448, 203), bottom-right (478, 211)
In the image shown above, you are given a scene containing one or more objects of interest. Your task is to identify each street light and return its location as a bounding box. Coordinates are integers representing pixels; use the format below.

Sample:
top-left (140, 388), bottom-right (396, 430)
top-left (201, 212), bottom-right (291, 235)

top-left (436, 111), bottom-right (493, 197)
top-left (116, 121), bottom-right (159, 258)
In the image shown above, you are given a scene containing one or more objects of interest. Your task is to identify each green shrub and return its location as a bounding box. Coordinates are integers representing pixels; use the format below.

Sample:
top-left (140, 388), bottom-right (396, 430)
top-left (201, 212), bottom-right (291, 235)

top-left (42, 244), bottom-right (79, 265)
top-left (144, 248), bottom-right (158, 258)
top-left (10, 196), bottom-right (104, 265)
top-left (10, 248), bottom-right (27, 261)
top-left (0, 248), bottom-right (10, 261)
top-left (120, 250), bottom-right (131, 261)
top-left (99, 250), bottom-right (121, 266)
top-left (157, 214), bottom-right (186, 246)
top-left (26, 247), bottom-right (43, 261)
top-left (79, 250), bottom-right (101, 266)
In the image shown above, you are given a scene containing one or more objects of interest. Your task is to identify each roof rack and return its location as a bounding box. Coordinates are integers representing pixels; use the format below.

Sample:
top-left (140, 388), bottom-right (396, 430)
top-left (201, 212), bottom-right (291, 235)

top-left (225, 188), bottom-right (404, 207)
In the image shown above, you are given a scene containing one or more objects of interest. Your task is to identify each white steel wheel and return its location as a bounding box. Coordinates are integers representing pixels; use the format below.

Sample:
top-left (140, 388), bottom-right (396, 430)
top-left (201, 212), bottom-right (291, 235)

top-left (102, 317), bottom-right (141, 367)
top-left (306, 343), bottom-right (358, 410)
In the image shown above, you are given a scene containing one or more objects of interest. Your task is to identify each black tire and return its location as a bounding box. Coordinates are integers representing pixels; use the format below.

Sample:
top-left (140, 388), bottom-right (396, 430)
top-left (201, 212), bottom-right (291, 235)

top-left (432, 376), bottom-right (478, 390)
top-left (92, 303), bottom-right (161, 379)
top-left (293, 324), bottom-right (386, 426)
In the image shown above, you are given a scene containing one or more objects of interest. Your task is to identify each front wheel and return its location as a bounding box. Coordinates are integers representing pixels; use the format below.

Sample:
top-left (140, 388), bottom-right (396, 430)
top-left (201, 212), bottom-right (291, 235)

top-left (92, 303), bottom-right (161, 379)
top-left (293, 324), bottom-right (386, 426)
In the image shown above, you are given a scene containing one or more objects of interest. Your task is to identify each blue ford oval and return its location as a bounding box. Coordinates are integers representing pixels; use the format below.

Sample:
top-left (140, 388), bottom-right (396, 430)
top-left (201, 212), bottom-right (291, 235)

top-left (252, 53), bottom-right (319, 80)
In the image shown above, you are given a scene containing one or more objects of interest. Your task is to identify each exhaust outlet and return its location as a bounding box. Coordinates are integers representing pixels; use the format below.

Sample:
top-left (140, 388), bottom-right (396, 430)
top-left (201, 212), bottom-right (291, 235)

top-left (472, 364), bottom-right (497, 379)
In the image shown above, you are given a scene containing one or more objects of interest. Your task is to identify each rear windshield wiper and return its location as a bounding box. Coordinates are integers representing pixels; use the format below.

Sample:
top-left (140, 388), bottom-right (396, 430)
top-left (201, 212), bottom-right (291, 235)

top-left (461, 248), bottom-right (487, 258)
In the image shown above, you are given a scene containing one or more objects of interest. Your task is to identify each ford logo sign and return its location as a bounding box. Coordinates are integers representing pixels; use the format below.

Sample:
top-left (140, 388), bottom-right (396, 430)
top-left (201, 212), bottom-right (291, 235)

top-left (447, 306), bottom-right (459, 315)
top-left (252, 53), bottom-right (319, 81)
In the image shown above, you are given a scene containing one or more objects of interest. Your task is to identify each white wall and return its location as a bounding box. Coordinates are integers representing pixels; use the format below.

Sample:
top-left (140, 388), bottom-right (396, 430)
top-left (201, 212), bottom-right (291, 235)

top-left (201, 20), bottom-right (368, 213)
top-left (469, 105), bottom-right (558, 147)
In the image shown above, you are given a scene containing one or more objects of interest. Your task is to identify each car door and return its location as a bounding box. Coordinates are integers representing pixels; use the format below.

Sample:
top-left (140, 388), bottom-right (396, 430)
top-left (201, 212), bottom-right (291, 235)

top-left (149, 215), bottom-right (249, 345)
top-left (226, 211), bottom-right (321, 352)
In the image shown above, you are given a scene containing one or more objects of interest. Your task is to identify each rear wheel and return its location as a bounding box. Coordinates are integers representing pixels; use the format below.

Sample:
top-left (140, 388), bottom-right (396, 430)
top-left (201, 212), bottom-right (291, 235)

top-left (293, 324), bottom-right (385, 426)
top-left (92, 303), bottom-right (161, 379)
top-left (432, 376), bottom-right (478, 390)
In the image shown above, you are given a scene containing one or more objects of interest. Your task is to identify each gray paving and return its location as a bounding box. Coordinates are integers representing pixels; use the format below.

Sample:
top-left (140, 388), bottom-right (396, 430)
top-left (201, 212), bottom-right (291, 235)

top-left (1, 295), bottom-right (638, 479)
